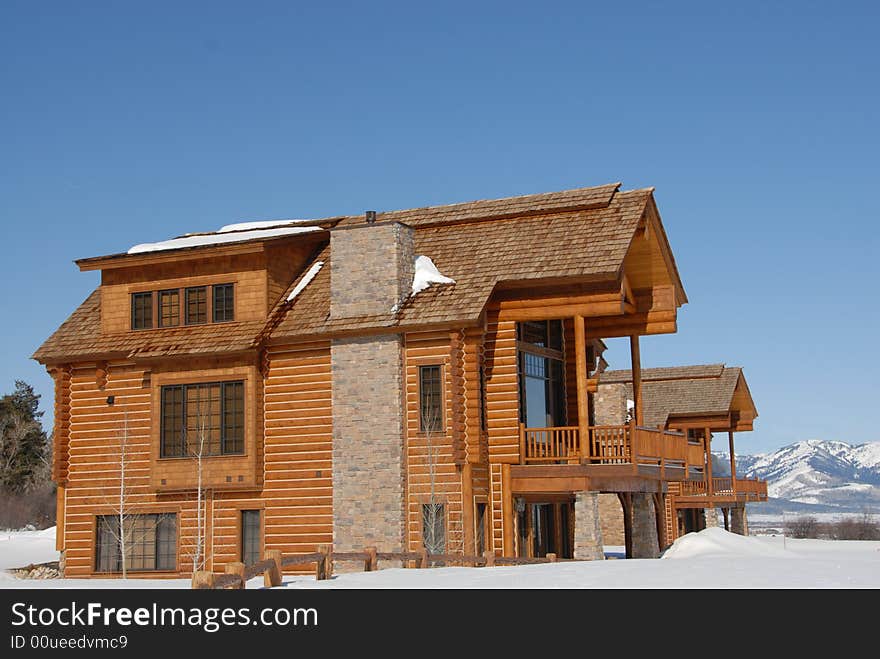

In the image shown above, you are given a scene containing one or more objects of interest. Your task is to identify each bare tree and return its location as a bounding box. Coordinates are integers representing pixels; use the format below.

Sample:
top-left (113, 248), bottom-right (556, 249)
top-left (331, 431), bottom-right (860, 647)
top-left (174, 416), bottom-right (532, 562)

top-left (183, 399), bottom-right (213, 573)
top-left (102, 411), bottom-right (159, 578)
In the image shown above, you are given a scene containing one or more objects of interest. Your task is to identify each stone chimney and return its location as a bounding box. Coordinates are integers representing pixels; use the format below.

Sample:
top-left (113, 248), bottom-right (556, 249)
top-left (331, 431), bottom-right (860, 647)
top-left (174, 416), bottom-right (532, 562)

top-left (330, 220), bottom-right (415, 319)
top-left (328, 217), bottom-right (414, 558)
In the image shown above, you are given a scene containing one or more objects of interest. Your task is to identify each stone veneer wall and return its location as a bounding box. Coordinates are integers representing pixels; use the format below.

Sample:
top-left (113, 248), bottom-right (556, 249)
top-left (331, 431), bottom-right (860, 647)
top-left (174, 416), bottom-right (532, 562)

top-left (574, 491), bottom-right (605, 560)
top-left (330, 221), bottom-right (415, 319)
top-left (594, 382), bottom-right (628, 426)
top-left (329, 220), bottom-right (415, 554)
top-left (598, 493), bottom-right (626, 546)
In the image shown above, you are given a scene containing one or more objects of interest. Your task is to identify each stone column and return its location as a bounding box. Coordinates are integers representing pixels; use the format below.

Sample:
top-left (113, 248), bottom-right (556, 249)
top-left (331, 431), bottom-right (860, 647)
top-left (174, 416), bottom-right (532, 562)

top-left (631, 493), bottom-right (659, 558)
top-left (730, 507), bottom-right (748, 535)
top-left (704, 507), bottom-right (720, 528)
top-left (574, 491), bottom-right (605, 560)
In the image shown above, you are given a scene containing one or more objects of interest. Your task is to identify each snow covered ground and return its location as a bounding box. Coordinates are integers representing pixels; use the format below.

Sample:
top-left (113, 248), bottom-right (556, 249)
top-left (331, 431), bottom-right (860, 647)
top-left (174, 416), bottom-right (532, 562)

top-left (2, 527), bottom-right (878, 589)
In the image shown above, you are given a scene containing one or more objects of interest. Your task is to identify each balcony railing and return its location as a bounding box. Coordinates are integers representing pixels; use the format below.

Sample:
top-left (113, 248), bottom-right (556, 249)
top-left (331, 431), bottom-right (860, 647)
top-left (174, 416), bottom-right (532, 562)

top-left (676, 477), bottom-right (767, 499)
top-left (519, 423), bottom-right (688, 473)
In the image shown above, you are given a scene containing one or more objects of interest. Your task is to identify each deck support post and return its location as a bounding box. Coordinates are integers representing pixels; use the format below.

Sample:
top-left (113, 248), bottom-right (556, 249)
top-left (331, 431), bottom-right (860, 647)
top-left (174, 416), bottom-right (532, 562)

top-left (631, 493), bottom-right (659, 559)
top-left (618, 492), bottom-right (633, 559)
top-left (574, 315), bottom-right (590, 462)
top-left (573, 491), bottom-right (604, 560)
top-left (501, 463), bottom-right (514, 557)
top-left (728, 431), bottom-right (737, 494)
top-left (629, 335), bottom-right (643, 426)
top-left (704, 427), bottom-right (713, 497)
top-left (730, 507), bottom-right (748, 536)
top-left (653, 492), bottom-right (668, 552)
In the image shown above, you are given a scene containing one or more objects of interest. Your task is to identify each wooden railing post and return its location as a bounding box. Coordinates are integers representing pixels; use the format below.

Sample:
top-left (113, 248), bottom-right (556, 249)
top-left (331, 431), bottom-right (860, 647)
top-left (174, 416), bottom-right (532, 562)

top-left (265, 549), bottom-right (283, 588)
top-left (629, 421), bottom-right (638, 474)
top-left (225, 562), bottom-right (246, 590)
top-left (364, 546), bottom-right (378, 572)
top-left (483, 550), bottom-right (495, 567)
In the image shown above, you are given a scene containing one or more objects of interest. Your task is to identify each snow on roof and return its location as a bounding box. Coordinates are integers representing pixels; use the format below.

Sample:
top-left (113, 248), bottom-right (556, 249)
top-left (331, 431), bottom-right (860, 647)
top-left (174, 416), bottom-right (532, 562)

top-left (286, 261), bottom-right (324, 302)
top-left (411, 255), bottom-right (455, 297)
top-left (127, 225), bottom-right (322, 255)
top-left (217, 219), bottom-right (313, 233)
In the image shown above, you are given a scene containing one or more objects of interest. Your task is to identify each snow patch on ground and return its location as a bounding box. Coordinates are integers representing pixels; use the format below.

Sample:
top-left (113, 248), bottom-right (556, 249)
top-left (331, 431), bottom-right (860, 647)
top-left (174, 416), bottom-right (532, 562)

top-left (661, 527), bottom-right (787, 559)
top-left (3, 528), bottom-right (879, 589)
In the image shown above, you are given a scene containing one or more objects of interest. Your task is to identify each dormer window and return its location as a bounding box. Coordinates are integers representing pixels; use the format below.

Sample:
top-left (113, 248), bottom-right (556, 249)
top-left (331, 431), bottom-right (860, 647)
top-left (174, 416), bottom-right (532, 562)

top-left (185, 286), bottom-right (207, 325)
top-left (130, 283), bottom-right (234, 331)
top-left (158, 289), bottom-right (180, 327)
top-left (131, 292), bottom-right (153, 330)
top-left (213, 284), bottom-right (235, 323)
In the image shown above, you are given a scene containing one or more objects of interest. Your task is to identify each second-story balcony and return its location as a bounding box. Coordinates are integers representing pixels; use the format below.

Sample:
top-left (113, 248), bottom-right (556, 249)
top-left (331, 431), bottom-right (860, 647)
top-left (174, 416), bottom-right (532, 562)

top-left (518, 423), bottom-right (705, 480)
top-left (668, 477), bottom-right (768, 504)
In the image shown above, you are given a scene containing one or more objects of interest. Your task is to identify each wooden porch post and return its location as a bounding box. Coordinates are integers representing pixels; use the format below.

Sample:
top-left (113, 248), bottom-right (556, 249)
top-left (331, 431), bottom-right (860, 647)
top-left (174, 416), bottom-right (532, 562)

top-left (618, 492), bottom-right (633, 559)
top-left (705, 427), bottom-right (714, 497)
top-left (629, 335), bottom-right (643, 426)
top-left (728, 431), bottom-right (737, 494)
top-left (574, 315), bottom-right (590, 461)
top-left (462, 464), bottom-right (475, 555)
top-left (501, 463), bottom-right (514, 557)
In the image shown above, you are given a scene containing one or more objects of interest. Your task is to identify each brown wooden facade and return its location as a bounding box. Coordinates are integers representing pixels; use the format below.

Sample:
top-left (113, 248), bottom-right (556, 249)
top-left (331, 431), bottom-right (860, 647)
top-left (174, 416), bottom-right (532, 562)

top-left (33, 182), bottom-right (750, 577)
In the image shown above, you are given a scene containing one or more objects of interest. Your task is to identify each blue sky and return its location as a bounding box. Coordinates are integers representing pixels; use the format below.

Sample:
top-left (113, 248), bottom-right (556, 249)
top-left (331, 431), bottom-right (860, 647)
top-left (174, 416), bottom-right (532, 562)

top-left (1, 1), bottom-right (877, 454)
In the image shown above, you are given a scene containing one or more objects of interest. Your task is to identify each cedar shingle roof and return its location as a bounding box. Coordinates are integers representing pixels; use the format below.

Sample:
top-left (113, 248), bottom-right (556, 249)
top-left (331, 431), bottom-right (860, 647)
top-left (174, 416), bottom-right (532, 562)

top-left (598, 364), bottom-right (754, 429)
top-left (32, 289), bottom-right (266, 363)
top-left (35, 182), bottom-right (678, 362)
top-left (271, 186), bottom-right (654, 338)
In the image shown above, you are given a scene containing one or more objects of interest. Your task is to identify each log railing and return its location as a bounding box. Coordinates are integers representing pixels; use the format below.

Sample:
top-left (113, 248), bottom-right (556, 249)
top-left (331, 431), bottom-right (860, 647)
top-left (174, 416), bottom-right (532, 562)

top-left (520, 423), bottom-right (689, 472)
top-left (677, 477), bottom-right (768, 499)
top-left (519, 426), bottom-right (581, 463)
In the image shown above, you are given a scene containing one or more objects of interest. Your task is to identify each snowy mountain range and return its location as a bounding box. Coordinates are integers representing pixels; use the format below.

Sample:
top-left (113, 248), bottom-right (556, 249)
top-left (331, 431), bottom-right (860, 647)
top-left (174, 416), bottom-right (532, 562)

top-left (713, 440), bottom-right (880, 513)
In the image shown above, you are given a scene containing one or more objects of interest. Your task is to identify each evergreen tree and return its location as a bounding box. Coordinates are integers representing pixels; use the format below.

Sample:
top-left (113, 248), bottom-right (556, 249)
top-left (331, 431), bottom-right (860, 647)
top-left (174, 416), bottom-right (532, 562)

top-left (0, 380), bottom-right (51, 493)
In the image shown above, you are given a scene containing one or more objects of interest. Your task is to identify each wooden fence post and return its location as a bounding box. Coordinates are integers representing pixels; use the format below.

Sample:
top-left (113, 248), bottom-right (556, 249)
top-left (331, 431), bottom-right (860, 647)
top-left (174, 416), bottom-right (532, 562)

top-left (483, 550), bottom-right (495, 567)
top-left (546, 553), bottom-right (557, 563)
top-left (364, 547), bottom-right (378, 572)
top-left (418, 548), bottom-right (428, 569)
top-left (265, 549), bottom-right (283, 588)
top-left (316, 544), bottom-right (332, 580)
top-left (191, 571), bottom-right (215, 589)
top-left (225, 562), bottom-right (246, 589)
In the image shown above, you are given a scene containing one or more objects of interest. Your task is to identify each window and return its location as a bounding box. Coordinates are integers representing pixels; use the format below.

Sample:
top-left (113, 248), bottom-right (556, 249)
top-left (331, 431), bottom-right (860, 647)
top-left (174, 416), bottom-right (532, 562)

top-left (158, 289), bottom-right (180, 327)
top-left (419, 365), bottom-right (443, 432)
top-left (131, 292), bottom-right (153, 330)
top-left (95, 513), bottom-right (176, 572)
top-left (517, 320), bottom-right (563, 351)
top-left (213, 284), bottom-right (234, 323)
top-left (241, 510), bottom-right (261, 565)
top-left (185, 286), bottom-right (207, 325)
top-left (160, 381), bottom-right (245, 457)
top-left (422, 502), bottom-right (445, 554)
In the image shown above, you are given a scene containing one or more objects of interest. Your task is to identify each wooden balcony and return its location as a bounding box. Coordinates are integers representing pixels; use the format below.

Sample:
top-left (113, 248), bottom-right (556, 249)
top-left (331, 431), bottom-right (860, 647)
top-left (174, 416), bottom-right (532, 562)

top-left (668, 477), bottom-right (768, 506)
top-left (519, 423), bottom-right (692, 479)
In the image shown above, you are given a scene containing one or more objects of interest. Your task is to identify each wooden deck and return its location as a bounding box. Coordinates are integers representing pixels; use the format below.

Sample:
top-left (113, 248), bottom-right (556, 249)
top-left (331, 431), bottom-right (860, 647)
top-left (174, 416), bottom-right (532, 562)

top-left (667, 478), bottom-right (768, 507)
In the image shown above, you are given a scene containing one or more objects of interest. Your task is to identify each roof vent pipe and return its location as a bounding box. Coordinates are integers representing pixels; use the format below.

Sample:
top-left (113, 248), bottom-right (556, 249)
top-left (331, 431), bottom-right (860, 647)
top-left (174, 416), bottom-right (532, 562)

top-left (365, 210), bottom-right (377, 224)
